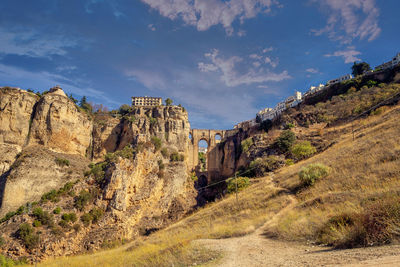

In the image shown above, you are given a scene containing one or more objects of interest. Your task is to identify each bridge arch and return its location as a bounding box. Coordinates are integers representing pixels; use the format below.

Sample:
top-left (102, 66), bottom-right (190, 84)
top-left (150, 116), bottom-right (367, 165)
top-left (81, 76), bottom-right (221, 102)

top-left (188, 129), bottom-right (228, 182)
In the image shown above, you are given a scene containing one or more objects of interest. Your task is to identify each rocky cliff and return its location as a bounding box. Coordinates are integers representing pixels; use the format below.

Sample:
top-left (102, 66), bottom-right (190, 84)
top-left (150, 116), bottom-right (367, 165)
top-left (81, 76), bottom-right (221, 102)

top-left (0, 86), bottom-right (196, 261)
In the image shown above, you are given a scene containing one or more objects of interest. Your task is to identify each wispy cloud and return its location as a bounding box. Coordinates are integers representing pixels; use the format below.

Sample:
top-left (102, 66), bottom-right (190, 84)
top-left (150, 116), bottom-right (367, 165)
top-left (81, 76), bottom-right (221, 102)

top-left (198, 49), bottom-right (289, 87)
top-left (148, 24), bottom-right (156, 31)
top-left (0, 28), bottom-right (78, 58)
top-left (324, 47), bottom-right (361, 63)
top-left (311, 0), bottom-right (381, 43)
top-left (140, 0), bottom-right (281, 35)
top-left (305, 68), bottom-right (320, 74)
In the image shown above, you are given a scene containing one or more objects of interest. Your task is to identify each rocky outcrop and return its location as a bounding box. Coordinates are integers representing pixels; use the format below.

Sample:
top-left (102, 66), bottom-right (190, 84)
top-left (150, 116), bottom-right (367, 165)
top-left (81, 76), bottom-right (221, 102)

top-left (28, 87), bottom-right (93, 156)
top-left (0, 146), bottom-right (89, 217)
top-left (92, 106), bottom-right (190, 160)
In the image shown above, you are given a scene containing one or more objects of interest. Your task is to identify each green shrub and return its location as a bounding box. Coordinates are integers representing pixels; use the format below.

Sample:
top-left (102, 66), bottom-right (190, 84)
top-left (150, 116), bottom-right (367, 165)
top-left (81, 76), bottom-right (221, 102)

top-left (366, 80), bottom-right (377, 88)
top-left (118, 104), bottom-right (131, 115)
top-left (160, 148), bottom-right (169, 158)
top-left (50, 226), bottom-right (64, 237)
top-left (74, 190), bottom-right (93, 211)
top-left (227, 177), bottom-right (250, 194)
top-left (241, 138), bottom-right (253, 154)
top-left (41, 189), bottom-right (59, 203)
top-left (298, 163), bottom-right (330, 187)
top-left (33, 220), bottom-right (42, 227)
top-left (53, 207), bottom-right (61, 214)
top-left (0, 236), bottom-right (4, 247)
top-left (276, 130), bottom-right (296, 153)
top-left (55, 158), bottom-right (70, 167)
top-left (61, 213), bottom-right (77, 223)
top-left (80, 213), bottom-right (93, 227)
top-left (190, 172), bottom-right (198, 182)
top-left (284, 122), bottom-right (295, 129)
top-left (151, 136), bottom-right (162, 151)
top-left (17, 223), bottom-right (39, 249)
top-left (86, 162), bottom-right (107, 184)
top-left (149, 116), bottom-right (157, 126)
top-left (89, 208), bottom-right (104, 223)
top-left (170, 152), bottom-right (184, 162)
top-left (105, 145), bottom-right (134, 163)
top-left (32, 207), bottom-right (53, 226)
top-left (290, 141), bottom-right (317, 160)
top-left (285, 159), bottom-right (294, 166)
top-left (58, 219), bottom-right (69, 229)
top-left (248, 156), bottom-right (285, 177)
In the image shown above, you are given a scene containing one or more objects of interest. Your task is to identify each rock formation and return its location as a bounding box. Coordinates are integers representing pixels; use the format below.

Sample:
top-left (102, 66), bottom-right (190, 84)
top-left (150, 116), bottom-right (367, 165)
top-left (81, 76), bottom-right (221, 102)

top-left (0, 86), bottom-right (196, 261)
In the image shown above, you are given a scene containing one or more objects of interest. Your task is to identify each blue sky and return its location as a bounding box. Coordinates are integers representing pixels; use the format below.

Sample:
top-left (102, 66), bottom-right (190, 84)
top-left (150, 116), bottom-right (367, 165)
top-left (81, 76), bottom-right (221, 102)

top-left (0, 0), bottom-right (399, 129)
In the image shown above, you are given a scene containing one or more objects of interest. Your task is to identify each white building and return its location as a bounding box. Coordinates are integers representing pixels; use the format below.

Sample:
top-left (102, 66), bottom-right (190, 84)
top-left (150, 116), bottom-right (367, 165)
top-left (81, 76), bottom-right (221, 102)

top-left (132, 96), bottom-right (162, 106)
top-left (376, 52), bottom-right (400, 70)
top-left (285, 91), bottom-right (302, 108)
top-left (327, 74), bottom-right (353, 85)
top-left (304, 84), bottom-right (325, 97)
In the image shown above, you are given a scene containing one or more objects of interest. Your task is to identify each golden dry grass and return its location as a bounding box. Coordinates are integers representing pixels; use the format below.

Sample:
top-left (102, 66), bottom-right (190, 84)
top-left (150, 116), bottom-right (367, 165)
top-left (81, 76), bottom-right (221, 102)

top-left (35, 175), bottom-right (291, 266)
top-left (267, 105), bottom-right (400, 242)
top-left (34, 104), bottom-right (400, 266)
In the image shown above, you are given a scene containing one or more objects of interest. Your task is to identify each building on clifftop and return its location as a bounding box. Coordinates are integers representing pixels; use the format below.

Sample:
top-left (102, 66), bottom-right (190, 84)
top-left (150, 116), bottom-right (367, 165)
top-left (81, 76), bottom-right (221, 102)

top-left (131, 96), bottom-right (162, 106)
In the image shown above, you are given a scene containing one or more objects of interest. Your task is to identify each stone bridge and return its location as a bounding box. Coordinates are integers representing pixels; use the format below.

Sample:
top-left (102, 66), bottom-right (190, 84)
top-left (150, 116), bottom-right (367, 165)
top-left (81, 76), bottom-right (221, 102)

top-left (188, 129), bottom-right (237, 184)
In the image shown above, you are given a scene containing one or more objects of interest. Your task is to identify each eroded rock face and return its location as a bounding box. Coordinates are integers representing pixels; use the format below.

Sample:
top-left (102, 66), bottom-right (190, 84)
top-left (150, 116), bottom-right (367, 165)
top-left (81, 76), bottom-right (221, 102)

top-left (0, 146), bottom-right (90, 217)
top-left (0, 88), bottom-right (38, 147)
top-left (0, 88), bottom-right (39, 176)
top-left (28, 88), bottom-right (93, 156)
top-left (92, 106), bottom-right (190, 160)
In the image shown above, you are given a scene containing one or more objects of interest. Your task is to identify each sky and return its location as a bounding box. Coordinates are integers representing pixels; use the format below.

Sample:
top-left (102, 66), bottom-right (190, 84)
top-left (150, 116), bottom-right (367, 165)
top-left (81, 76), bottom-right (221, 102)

top-left (0, 0), bottom-right (399, 130)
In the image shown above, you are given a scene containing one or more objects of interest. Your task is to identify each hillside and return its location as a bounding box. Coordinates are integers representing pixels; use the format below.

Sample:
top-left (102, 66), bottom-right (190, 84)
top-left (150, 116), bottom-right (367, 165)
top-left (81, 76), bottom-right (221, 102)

top-left (29, 79), bottom-right (400, 266)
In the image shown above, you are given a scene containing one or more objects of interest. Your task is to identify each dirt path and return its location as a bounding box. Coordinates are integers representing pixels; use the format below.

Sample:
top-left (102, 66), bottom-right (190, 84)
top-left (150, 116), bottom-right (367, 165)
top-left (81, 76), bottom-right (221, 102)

top-left (195, 181), bottom-right (400, 266)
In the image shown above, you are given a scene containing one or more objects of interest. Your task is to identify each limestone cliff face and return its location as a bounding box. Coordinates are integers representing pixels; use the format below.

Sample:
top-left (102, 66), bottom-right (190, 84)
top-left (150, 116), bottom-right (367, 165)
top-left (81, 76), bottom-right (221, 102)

top-left (0, 87), bottom-right (196, 260)
top-left (92, 106), bottom-right (190, 160)
top-left (28, 87), bottom-right (93, 156)
top-left (0, 88), bottom-right (39, 175)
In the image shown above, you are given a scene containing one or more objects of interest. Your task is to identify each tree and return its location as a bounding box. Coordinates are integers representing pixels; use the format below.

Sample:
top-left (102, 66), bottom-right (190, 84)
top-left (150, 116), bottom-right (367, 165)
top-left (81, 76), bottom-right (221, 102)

top-left (165, 98), bottom-right (173, 106)
top-left (79, 96), bottom-right (92, 113)
top-left (352, 62), bottom-right (371, 77)
top-left (276, 130), bottom-right (296, 153)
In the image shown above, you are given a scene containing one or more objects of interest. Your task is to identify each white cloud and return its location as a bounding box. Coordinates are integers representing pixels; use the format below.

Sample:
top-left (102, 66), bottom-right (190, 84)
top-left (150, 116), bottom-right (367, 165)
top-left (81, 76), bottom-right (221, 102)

top-left (148, 24), bottom-right (156, 31)
top-left (252, 62), bottom-right (261, 68)
top-left (249, 54), bottom-right (262, 60)
top-left (324, 48), bottom-right (361, 63)
top-left (198, 49), bottom-right (289, 87)
top-left (305, 68), bottom-right (319, 74)
top-left (262, 47), bottom-right (274, 53)
top-left (264, 56), bottom-right (278, 68)
top-left (311, 0), bottom-right (381, 43)
top-left (0, 28), bottom-right (77, 58)
top-left (140, 0), bottom-right (281, 35)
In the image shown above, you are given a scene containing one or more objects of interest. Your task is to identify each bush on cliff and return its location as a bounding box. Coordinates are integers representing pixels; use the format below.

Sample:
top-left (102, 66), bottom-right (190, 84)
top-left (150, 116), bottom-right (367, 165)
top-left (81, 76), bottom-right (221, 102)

top-left (241, 138), bottom-right (253, 154)
top-left (299, 163), bottom-right (330, 187)
top-left (151, 136), bottom-right (162, 151)
top-left (290, 141), bottom-right (317, 160)
top-left (32, 207), bottom-right (54, 226)
top-left (227, 177), bottom-right (250, 194)
top-left (170, 152), bottom-right (185, 162)
top-left (248, 156), bottom-right (285, 177)
top-left (74, 190), bottom-right (93, 211)
top-left (17, 223), bottom-right (39, 249)
top-left (275, 130), bottom-right (296, 153)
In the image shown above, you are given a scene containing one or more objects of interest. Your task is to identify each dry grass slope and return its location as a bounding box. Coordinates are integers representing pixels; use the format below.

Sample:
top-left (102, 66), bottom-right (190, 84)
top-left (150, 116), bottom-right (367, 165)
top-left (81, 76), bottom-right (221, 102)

top-left (35, 102), bottom-right (400, 267)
